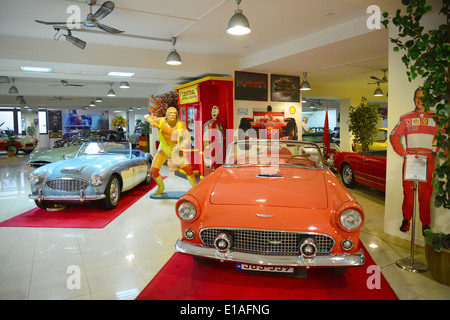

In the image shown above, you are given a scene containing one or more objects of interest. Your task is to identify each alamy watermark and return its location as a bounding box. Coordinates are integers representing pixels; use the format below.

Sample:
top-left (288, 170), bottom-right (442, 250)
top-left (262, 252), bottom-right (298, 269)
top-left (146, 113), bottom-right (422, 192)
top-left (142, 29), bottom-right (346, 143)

top-left (366, 5), bottom-right (382, 30)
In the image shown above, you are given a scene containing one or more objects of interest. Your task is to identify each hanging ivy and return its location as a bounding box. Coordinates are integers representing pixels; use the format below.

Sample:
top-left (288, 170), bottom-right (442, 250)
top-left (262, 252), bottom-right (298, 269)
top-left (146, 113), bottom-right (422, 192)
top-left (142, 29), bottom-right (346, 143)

top-left (382, 0), bottom-right (449, 208)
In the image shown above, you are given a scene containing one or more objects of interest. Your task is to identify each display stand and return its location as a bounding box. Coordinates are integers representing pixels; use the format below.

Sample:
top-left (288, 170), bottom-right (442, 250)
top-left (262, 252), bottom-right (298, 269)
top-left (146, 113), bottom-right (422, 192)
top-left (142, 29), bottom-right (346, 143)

top-left (150, 191), bottom-right (185, 200)
top-left (396, 155), bottom-right (428, 273)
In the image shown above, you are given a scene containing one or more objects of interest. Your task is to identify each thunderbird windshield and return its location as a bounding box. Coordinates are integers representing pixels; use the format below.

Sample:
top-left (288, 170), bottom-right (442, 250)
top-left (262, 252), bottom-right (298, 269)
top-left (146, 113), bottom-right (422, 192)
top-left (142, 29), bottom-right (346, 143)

top-left (225, 140), bottom-right (325, 169)
top-left (76, 142), bottom-right (131, 157)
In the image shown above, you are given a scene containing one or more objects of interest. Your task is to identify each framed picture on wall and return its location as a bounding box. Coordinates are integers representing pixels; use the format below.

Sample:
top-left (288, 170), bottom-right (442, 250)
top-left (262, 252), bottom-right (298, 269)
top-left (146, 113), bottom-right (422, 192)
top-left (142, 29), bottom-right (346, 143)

top-left (270, 74), bottom-right (300, 102)
top-left (235, 71), bottom-right (268, 101)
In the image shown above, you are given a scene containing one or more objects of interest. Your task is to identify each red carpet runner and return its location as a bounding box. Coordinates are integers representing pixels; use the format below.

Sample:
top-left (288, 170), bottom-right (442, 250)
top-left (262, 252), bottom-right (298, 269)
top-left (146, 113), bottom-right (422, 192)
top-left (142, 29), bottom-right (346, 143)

top-left (0, 178), bottom-right (164, 229)
top-left (137, 244), bottom-right (398, 300)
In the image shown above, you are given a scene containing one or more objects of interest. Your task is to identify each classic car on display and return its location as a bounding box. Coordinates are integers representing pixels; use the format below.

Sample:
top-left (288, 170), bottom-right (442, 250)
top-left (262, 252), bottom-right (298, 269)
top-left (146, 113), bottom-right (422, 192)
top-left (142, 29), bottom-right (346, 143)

top-left (54, 129), bottom-right (126, 148)
top-left (28, 130), bottom-right (127, 167)
top-left (0, 130), bottom-right (37, 155)
top-left (28, 142), bottom-right (152, 210)
top-left (28, 145), bottom-right (79, 167)
top-left (175, 140), bottom-right (365, 273)
top-left (333, 149), bottom-right (387, 192)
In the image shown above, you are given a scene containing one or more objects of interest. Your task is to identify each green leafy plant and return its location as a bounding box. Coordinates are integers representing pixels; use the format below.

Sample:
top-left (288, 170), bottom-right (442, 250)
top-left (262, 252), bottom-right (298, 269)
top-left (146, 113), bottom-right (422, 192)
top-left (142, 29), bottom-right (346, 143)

top-left (424, 229), bottom-right (450, 251)
top-left (382, 0), bottom-right (449, 208)
top-left (348, 97), bottom-right (383, 151)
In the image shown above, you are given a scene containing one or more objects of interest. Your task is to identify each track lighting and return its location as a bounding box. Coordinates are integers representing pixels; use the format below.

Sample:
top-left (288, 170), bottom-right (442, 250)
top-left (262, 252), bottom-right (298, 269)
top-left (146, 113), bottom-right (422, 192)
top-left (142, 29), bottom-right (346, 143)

top-left (227, 0), bottom-right (251, 35)
top-left (166, 37), bottom-right (182, 65)
top-left (300, 72), bottom-right (311, 91)
top-left (64, 30), bottom-right (86, 50)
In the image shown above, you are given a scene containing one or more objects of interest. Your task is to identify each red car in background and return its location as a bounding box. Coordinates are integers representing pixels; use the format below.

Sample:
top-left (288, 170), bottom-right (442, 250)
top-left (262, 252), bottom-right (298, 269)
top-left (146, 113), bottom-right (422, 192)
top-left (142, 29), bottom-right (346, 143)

top-left (333, 150), bottom-right (386, 192)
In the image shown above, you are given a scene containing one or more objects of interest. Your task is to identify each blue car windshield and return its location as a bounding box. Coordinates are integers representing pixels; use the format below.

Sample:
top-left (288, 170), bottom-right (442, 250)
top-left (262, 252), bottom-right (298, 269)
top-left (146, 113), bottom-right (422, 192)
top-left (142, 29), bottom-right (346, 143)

top-left (77, 142), bottom-right (131, 157)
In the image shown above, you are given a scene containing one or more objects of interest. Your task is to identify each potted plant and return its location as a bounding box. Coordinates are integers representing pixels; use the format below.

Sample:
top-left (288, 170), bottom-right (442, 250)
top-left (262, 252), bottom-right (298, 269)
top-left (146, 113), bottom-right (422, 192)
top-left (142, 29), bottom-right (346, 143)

top-left (111, 115), bottom-right (127, 130)
top-left (347, 96), bottom-right (382, 151)
top-left (147, 91), bottom-right (178, 117)
top-left (424, 229), bottom-right (450, 286)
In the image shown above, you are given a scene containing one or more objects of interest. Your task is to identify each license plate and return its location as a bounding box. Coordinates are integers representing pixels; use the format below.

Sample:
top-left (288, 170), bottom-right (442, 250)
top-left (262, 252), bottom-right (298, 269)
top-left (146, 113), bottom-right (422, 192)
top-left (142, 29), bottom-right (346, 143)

top-left (236, 264), bottom-right (294, 273)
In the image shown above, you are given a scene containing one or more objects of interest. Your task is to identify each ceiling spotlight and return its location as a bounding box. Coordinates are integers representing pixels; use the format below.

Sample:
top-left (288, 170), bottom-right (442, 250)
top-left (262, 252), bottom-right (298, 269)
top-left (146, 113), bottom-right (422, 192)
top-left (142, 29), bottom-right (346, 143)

top-left (227, 0), bottom-right (251, 35)
top-left (64, 30), bottom-right (86, 50)
top-left (95, 97), bottom-right (103, 102)
top-left (120, 81), bottom-right (130, 88)
top-left (128, 107), bottom-right (133, 112)
top-left (300, 72), bottom-right (311, 91)
top-left (8, 78), bottom-right (18, 94)
top-left (89, 99), bottom-right (96, 107)
top-left (166, 37), bottom-right (182, 65)
top-left (0, 76), bottom-right (10, 83)
top-left (107, 84), bottom-right (116, 97)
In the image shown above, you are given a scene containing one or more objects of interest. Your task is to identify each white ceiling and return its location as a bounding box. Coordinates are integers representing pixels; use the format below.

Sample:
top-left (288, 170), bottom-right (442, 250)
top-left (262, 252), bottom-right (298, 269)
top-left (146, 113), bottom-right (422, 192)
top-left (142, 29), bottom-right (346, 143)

top-left (0, 0), bottom-right (415, 113)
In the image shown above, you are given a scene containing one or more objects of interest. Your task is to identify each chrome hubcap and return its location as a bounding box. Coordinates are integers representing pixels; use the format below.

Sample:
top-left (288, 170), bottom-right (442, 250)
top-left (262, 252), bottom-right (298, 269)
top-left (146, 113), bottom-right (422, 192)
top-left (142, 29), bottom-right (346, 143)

top-left (110, 179), bottom-right (119, 204)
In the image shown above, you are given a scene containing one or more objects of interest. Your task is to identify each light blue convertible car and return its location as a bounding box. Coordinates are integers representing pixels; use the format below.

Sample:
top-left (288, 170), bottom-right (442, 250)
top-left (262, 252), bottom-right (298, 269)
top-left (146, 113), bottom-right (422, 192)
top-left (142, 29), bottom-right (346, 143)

top-left (28, 142), bottom-right (153, 210)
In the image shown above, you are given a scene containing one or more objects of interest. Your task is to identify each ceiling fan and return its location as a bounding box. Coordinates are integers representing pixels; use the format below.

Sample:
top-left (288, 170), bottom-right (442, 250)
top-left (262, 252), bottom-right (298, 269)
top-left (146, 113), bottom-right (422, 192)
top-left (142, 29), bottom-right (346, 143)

top-left (35, 1), bottom-right (124, 34)
top-left (370, 69), bottom-right (388, 83)
top-left (50, 80), bottom-right (84, 87)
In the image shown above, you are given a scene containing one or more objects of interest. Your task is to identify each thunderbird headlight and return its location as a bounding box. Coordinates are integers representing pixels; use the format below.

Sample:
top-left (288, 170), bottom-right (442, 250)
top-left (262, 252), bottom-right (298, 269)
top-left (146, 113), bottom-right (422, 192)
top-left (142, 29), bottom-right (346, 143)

top-left (28, 172), bottom-right (41, 185)
top-left (339, 209), bottom-right (363, 231)
top-left (90, 174), bottom-right (103, 186)
top-left (177, 202), bottom-right (197, 221)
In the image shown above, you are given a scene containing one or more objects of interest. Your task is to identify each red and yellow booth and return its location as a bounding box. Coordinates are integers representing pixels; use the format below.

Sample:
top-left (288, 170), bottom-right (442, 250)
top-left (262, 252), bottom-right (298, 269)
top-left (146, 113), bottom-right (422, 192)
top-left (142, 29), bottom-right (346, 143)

top-left (174, 76), bottom-right (234, 178)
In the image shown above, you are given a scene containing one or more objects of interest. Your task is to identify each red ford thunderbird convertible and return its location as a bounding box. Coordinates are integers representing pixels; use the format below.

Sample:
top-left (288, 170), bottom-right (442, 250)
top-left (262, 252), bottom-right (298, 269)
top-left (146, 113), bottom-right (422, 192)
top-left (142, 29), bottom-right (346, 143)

top-left (175, 140), bottom-right (365, 273)
top-left (333, 150), bottom-right (386, 192)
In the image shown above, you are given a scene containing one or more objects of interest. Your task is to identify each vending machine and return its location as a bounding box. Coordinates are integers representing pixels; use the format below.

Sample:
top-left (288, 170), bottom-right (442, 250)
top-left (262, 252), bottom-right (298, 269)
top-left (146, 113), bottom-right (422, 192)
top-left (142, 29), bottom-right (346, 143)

top-left (174, 76), bottom-right (234, 178)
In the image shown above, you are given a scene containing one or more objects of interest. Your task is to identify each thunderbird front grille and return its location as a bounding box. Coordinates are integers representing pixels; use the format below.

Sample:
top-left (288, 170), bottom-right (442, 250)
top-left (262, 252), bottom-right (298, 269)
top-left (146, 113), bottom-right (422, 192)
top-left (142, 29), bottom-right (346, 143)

top-left (199, 228), bottom-right (335, 255)
top-left (46, 178), bottom-right (89, 192)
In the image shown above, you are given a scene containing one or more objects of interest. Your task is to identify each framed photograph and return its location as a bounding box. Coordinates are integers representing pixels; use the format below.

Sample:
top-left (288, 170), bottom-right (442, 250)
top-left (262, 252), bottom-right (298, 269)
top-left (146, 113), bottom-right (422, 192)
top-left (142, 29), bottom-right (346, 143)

top-left (270, 74), bottom-right (300, 102)
top-left (235, 71), bottom-right (268, 101)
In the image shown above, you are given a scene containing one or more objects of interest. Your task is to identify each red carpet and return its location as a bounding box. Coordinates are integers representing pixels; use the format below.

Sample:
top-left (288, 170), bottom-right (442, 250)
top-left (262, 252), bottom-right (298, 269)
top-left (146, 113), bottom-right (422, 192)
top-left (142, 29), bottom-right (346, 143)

top-left (136, 244), bottom-right (398, 300)
top-left (0, 178), bottom-right (164, 229)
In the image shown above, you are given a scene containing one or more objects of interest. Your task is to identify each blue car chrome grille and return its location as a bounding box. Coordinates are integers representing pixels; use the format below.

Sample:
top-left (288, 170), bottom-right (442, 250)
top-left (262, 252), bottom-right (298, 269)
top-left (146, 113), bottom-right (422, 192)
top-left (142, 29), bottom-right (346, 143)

top-left (199, 228), bottom-right (335, 255)
top-left (46, 179), bottom-right (89, 192)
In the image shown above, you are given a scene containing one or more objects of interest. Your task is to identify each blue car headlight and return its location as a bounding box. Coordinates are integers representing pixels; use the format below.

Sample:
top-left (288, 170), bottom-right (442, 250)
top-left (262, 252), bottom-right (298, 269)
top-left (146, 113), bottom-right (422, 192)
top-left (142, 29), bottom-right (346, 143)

top-left (28, 172), bottom-right (41, 185)
top-left (90, 174), bottom-right (103, 186)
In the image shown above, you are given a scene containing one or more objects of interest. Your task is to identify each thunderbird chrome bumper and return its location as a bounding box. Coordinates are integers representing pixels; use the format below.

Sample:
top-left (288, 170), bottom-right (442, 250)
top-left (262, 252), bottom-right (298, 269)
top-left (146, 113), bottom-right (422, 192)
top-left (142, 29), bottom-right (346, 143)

top-left (175, 239), bottom-right (365, 268)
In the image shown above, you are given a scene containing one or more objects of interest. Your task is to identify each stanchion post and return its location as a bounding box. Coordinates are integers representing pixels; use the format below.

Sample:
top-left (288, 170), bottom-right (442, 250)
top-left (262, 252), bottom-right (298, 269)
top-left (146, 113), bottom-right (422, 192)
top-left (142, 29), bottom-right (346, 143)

top-left (396, 180), bottom-right (428, 273)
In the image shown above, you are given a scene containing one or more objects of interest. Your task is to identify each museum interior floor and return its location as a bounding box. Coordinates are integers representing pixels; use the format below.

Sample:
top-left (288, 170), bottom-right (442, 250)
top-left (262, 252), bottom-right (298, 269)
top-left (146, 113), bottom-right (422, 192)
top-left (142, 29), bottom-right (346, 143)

top-left (0, 152), bottom-right (448, 300)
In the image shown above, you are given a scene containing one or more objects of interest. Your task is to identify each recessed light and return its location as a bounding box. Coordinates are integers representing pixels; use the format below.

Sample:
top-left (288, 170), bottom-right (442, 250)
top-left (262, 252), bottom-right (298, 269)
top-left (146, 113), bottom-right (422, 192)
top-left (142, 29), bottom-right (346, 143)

top-left (21, 66), bottom-right (52, 73)
top-left (107, 72), bottom-right (135, 77)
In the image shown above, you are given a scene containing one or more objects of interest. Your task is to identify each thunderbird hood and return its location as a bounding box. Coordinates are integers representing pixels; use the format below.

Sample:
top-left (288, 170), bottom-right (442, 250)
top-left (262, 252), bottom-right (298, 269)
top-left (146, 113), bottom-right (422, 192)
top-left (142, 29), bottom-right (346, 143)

top-left (209, 167), bottom-right (328, 209)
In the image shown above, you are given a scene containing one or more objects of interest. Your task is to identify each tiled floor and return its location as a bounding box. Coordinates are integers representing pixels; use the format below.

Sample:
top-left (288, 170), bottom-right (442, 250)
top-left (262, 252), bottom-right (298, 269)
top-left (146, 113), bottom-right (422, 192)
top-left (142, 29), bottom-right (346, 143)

top-left (0, 152), bottom-right (448, 300)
